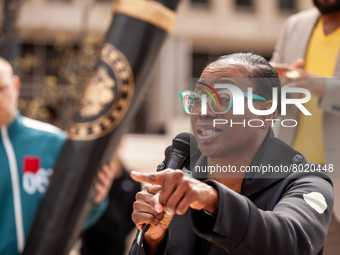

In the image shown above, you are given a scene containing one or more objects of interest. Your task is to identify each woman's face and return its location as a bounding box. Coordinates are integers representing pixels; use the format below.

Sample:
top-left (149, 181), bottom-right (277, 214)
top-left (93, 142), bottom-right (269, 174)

top-left (190, 62), bottom-right (268, 159)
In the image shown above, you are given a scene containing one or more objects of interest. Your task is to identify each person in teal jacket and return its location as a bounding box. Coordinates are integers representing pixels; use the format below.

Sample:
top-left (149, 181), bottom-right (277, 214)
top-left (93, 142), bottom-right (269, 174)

top-left (0, 57), bottom-right (114, 255)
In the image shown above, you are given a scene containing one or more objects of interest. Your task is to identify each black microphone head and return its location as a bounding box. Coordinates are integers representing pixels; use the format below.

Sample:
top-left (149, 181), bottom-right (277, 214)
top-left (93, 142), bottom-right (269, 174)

top-left (157, 145), bottom-right (172, 171)
top-left (164, 145), bottom-right (172, 160)
top-left (172, 132), bottom-right (198, 157)
top-left (166, 133), bottom-right (199, 170)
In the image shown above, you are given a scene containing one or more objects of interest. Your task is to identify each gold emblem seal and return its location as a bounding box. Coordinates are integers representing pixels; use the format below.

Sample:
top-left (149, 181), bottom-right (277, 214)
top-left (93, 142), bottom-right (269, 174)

top-left (68, 43), bottom-right (134, 141)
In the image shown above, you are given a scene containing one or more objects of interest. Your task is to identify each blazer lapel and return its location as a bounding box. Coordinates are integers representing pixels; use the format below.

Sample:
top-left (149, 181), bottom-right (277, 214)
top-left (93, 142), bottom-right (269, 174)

top-left (282, 8), bottom-right (320, 65)
top-left (295, 9), bottom-right (320, 61)
top-left (333, 51), bottom-right (340, 77)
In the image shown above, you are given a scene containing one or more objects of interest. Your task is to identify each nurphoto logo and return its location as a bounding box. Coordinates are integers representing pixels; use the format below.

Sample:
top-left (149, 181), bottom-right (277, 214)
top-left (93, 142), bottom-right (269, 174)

top-left (200, 84), bottom-right (311, 116)
top-left (198, 84), bottom-right (311, 128)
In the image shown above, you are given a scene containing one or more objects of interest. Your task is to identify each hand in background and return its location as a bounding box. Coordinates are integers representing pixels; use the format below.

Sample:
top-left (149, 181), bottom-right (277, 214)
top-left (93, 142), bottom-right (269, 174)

top-left (270, 58), bottom-right (305, 78)
top-left (271, 58), bottom-right (326, 98)
top-left (94, 162), bottom-right (115, 205)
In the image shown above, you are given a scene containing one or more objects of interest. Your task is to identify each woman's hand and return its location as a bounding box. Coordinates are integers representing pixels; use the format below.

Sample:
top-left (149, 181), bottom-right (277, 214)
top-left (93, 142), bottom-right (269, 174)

top-left (132, 184), bottom-right (173, 253)
top-left (131, 169), bottom-right (219, 216)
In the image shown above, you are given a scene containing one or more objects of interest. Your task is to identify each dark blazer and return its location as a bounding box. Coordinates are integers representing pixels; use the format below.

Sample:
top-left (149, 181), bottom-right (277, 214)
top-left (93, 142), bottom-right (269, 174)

top-left (129, 130), bottom-right (334, 255)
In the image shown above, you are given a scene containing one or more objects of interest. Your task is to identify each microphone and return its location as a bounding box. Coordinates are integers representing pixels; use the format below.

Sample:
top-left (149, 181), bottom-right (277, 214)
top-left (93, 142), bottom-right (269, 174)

top-left (139, 133), bottom-right (199, 253)
top-left (167, 132), bottom-right (199, 170)
top-left (157, 133), bottom-right (199, 172)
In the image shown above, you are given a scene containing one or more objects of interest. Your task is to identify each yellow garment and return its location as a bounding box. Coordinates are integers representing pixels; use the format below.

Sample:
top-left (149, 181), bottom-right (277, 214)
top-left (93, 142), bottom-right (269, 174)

top-left (293, 18), bottom-right (340, 164)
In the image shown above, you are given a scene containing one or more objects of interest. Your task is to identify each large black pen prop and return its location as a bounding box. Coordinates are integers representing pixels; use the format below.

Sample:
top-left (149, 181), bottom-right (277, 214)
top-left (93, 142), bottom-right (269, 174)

top-left (23, 0), bottom-right (181, 254)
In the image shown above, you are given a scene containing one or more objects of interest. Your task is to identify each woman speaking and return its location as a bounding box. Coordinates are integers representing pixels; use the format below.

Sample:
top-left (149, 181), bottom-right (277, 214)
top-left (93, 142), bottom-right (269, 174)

top-left (128, 53), bottom-right (333, 255)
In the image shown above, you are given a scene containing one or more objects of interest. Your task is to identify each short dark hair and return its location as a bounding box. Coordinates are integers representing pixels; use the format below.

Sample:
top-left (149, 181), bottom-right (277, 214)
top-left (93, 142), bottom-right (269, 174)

top-left (213, 53), bottom-right (281, 113)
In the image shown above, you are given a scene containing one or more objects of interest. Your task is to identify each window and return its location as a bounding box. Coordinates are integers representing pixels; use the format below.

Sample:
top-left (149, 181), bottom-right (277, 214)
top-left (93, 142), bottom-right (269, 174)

top-left (46, 45), bottom-right (63, 76)
top-left (20, 44), bottom-right (34, 83)
top-left (190, 0), bottom-right (210, 8)
top-left (279, 0), bottom-right (297, 13)
top-left (235, 0), bottom-right (254, 12)
top-left (192, 53), bottom-right (209, 78)
top-left (19, 43), bottom-right (80, 97)
top-left (192, 52), bottom-right (221, 78)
